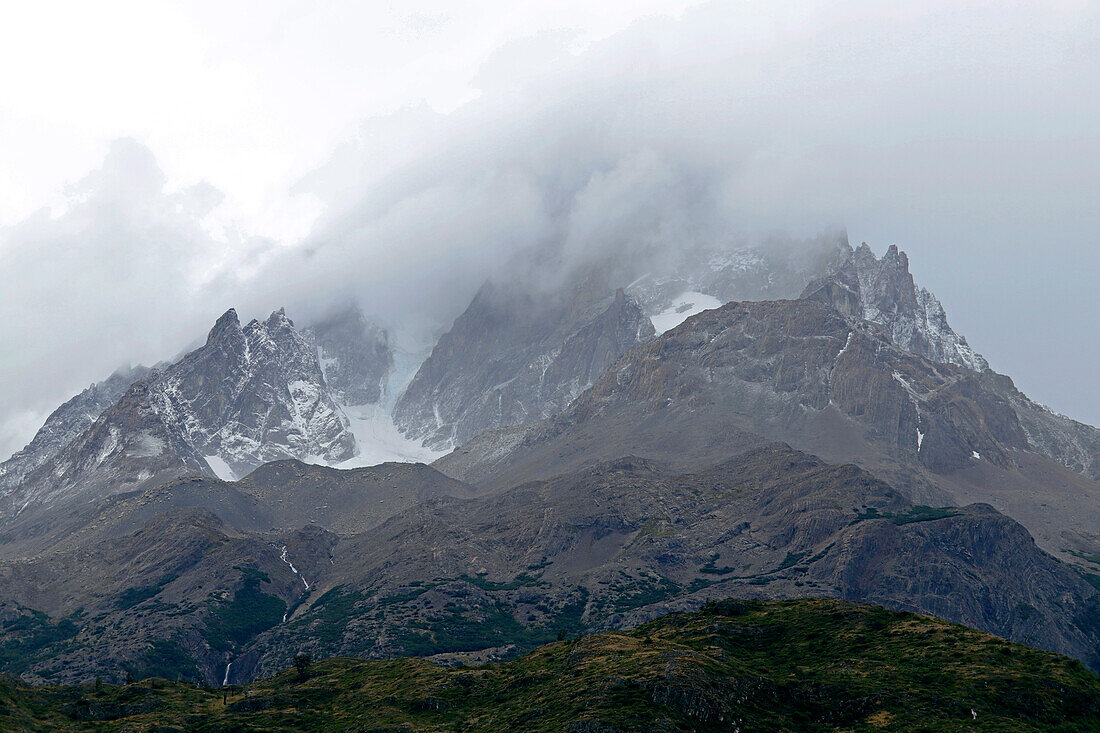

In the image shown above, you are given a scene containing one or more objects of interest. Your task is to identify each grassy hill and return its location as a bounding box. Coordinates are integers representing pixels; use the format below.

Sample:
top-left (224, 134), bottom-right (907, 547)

top-left (1, 598), bottom-right (1097, 732)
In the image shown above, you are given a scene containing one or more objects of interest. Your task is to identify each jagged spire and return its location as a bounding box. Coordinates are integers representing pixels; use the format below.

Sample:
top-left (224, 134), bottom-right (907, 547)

top-left (206, 308), bottom-right (241, 345)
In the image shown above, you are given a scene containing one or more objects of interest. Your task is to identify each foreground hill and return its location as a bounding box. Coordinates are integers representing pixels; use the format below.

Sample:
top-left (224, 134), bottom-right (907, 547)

top-left (2, 599), bottom-right (1097, 732)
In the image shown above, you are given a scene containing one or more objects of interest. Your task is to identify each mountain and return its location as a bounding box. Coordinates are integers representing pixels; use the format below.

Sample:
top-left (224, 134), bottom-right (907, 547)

top-left (149, 307), bottom-right (356, 477)
top-left (0, 460), bottom-right (474, 685)
top-left (2, 232), bottom-right (1099, 698)
top-left (1, 446), bottom-right (1097, 687)
top-left (4, 599), bottom-right (1098, 732)
top-left (802, 247), bottom-right (1100, 482)
top-left (393, 279), bottom-right (655, 451)
top-left (436, 295), bottom-right (1100, 568)
top-left (303, 303), bottom-right (393, 406)
top-left (391, 233), bottom-right (867, 452)
top-left (1, 308), bottom-right (360, 518)
top-left (3, 380), bottom-right (213, 516)
top-left (243, 446), bottom-right (1099, 678)
top-left (0, 365), bottom-right (149, 511)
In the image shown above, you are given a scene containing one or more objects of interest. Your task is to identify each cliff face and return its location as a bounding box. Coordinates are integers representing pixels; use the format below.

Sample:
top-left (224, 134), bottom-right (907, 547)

top-left (304, 304), bottom-right (393, 406)
top-left (2, 308), bottom-right (360, 518)
top-left (852, 243), bottom-right (989, 371)
top-left (393, 280), bottom-right (654, 451)
top-left (147, 307), bottom-right (356, 477)
top-left (0, 365), bottom-right (150, 507)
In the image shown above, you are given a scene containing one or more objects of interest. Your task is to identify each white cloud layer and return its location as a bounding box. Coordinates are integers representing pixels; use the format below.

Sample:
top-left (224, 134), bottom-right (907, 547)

top-left (1, 0), bottom-right (1098, 459)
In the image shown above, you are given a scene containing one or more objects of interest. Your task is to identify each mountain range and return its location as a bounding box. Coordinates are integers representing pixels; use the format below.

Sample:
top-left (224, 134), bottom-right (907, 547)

top-left (1, 233), bottom-right (1098, 692)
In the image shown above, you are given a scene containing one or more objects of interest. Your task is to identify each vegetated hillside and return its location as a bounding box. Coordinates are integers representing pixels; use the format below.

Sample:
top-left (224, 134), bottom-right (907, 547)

top-left (2, 599), bottom-right (1098, 732)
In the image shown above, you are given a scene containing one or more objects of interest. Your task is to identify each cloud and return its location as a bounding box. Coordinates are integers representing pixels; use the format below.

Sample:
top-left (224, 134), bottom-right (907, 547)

top-left (2, 0), bottom-right (1099, 458)
top-left (268, 0), bottom-right (1099, 319)
top-left (0, 138), bottom-right (272, 458)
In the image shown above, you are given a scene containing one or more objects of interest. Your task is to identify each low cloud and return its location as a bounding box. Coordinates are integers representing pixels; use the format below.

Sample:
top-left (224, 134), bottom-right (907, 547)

top-left (2, 0), bottom-right (1098, 458)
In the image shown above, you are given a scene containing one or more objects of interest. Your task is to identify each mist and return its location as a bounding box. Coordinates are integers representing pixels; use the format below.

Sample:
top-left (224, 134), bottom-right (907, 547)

top-left (2, 0), bottom-right (1099, 460)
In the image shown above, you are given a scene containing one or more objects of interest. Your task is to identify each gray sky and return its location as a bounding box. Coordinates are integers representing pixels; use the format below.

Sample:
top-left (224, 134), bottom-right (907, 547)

top-left (1, 0), bottom-right (1098, 459)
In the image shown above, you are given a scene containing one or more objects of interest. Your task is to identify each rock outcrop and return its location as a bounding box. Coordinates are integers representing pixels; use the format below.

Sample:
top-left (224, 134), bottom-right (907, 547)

top-left (2, 308), bottom-right (359, 517)
top-left (852, 242), bottom-right (988, 371)
top-left (0, 365), bottom-right (149, 507)
top-left (148, 307), bottom-right (356, 477)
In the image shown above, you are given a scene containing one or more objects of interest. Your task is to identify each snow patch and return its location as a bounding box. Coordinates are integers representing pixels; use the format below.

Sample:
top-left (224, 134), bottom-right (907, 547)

top-left (836, 332), bottom-right (854, 361)
top-left (917, 429), bottom-right (925, 451)
top-left (971, 450), bottom-right (981, 460)
top-left (650, 291), bottom-right (723, 335)
top-left (338, 403), bottom-right (444, 468)
top-left (204, 455), bottom-right (236, 481)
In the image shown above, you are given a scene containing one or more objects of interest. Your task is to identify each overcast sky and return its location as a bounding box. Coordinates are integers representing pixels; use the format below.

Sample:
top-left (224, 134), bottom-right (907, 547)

top-left (1, 0), bottom-right (1098, 459)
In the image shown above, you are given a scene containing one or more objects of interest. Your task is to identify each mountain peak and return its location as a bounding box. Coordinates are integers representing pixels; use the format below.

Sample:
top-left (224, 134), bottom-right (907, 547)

top-left (206, 308), bottom-right (243, 346)
top-left (881, 243), bottom-right (910, 272)
top-left (266, 307), bottom-right (291, 325)
top-left (852, 244), bottom-right (987, 372)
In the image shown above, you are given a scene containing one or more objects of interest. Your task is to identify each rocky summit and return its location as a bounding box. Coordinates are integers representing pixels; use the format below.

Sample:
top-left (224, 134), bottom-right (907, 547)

top-left (394, 279), bottom-right (655, 451)
top-left (1, 307), bottom-right (362, 519)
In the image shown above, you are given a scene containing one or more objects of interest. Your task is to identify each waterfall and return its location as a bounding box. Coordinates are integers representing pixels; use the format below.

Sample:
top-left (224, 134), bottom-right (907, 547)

top-left (279, 545), bottom-right (310, 589)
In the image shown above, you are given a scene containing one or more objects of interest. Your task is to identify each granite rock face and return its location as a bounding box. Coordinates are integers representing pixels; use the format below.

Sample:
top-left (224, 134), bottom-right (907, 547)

top-left (799, 247), bottom-right (1100, 482)
top-left (0, 364), bottom-right (150, 508)
top-left (2, 308), bottom-right (359, 517)
top-left (852, 242), bottom-right (988, 371)
top-left (393, 280), bottom-right (655, 451)
top-left (304, 304), bottom-right (393, 406)
top-left (9, 380), bottom-right (212, 512)
top-left (147, 307), bottom-right (356, 477)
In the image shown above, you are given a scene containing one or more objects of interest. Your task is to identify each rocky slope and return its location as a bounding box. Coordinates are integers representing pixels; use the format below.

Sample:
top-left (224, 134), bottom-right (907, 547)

top-left (393, 280), bottom-right (655, 451)
top-left (148, 307), bottom-right (356, 477)
top-left (243, 447), bottom-right (1098, 679)
top-left (1, 308), bottom-right (361, 518)
top-left (2, 445), bottom-right (1096, 686)
top-left (620, 233), bottom-right (989, 376)
top-left (5, 599), bottom-right (1098, 732)
top-left (0, 460), bottom-right (474, 685)
top-left (303, 303), bottom-right (393, 406)
top-left (851, 242), bottom-right (988, 371)
top-left (390, 232), bottom-right (866, 451)
top-left (5, 380), bottom-right (213, 515)
top-left (436, 296), bottom-right (1100, 567)
top-left (0, 365), bottom-right (149, 511)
